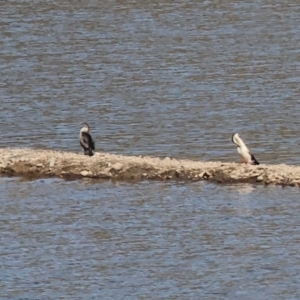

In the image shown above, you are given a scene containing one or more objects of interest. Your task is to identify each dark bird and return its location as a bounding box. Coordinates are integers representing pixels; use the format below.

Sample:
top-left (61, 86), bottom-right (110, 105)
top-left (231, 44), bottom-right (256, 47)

top-left (232, 133), bottom-right (259, 165)
top-left (79, 122), bottom-right (95, 156)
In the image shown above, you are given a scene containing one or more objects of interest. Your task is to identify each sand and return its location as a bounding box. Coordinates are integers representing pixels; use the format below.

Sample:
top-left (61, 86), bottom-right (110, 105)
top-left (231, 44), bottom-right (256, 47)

top-left (0, 148), bottom-right (299, 186)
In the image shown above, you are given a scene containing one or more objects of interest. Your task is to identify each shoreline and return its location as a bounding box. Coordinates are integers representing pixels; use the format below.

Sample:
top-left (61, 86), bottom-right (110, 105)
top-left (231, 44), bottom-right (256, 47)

top-left (0, 148), bottom-right (299, 186)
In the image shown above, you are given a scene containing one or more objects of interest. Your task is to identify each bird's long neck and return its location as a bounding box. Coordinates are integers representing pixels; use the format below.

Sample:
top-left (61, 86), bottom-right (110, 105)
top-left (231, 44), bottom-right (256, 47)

top-left (234, 135), bottom-right (247, 149)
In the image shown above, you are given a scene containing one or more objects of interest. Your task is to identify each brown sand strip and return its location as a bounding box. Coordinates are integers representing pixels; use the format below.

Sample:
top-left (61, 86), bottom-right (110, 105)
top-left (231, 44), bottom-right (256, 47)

top-left (0, 148), bottom-right (299, 186)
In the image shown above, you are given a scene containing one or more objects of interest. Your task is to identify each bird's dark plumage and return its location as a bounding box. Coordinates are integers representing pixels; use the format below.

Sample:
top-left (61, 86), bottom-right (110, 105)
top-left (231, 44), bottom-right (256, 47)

top-left (79, 123), bottom-right (95, 157)
top-left (250, 154), bottom-right (259, 165)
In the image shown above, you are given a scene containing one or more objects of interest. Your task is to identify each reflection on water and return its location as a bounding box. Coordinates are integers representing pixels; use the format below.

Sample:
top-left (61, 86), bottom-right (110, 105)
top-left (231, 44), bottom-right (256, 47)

top-left (235, 184), bottom-right (256, 196)
top-left (232, 184), bottom-right (256, 217)
top-left (1, 178), bottom-right (300, 299)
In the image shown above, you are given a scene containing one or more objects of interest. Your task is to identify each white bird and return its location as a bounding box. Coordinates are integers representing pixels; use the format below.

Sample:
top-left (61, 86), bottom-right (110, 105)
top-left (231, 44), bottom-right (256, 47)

top-left (232, 133), bottom-right (259, 165)
top-left (79, 122), bottom-right (95, 157)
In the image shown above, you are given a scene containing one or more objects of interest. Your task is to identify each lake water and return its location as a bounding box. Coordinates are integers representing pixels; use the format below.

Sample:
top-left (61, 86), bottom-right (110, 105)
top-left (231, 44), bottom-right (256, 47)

top-left (1, 0), bottom-right (300, 299)
top-left (1, 178), bottom-right (300, 299)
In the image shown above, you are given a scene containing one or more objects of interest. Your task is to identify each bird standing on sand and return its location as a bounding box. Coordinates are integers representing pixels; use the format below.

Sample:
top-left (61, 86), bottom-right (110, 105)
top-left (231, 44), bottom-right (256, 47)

top-left (79, 122), bottom-right (95, 156)
top-left (232, 133), bottom-right (259, 165)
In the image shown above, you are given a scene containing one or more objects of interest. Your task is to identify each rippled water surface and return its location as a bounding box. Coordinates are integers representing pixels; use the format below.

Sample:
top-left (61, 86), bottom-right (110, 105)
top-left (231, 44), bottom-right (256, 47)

top-left (1, 178), bottom-right (300, 299)
top-left (1, 0), bottom-right (300, 164)
top-left (1, 0), bottom-right (300, 299)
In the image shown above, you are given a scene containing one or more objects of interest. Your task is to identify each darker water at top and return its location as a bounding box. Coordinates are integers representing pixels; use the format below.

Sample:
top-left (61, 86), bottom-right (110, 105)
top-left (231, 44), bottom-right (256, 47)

top-left (1, 0), bottom-right (300, 164)
top-left (1, 1), bottom-right (300, 299)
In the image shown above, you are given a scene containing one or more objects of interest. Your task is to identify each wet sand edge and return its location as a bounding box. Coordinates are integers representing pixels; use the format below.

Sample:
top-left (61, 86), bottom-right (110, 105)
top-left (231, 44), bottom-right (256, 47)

top-left (0, 148), bottom-right (298, 186)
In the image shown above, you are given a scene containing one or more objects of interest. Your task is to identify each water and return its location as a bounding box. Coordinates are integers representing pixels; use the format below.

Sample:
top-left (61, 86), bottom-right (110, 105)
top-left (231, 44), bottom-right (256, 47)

top-left (1, 1), bottom-right (300, 164)
top-left (1, 0), bottom-right (300, 299)
top-left (1, 178), bottom-right (300, 299)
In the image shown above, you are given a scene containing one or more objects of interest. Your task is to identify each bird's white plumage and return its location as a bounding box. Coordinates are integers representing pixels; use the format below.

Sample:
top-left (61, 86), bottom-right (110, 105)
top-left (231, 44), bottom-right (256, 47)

top-left (80, 124), bottom-right (89, 133)
top-left (79, 123), bottom-right (90, 139)
top-left (232, 133), bottom-right (259, 165)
